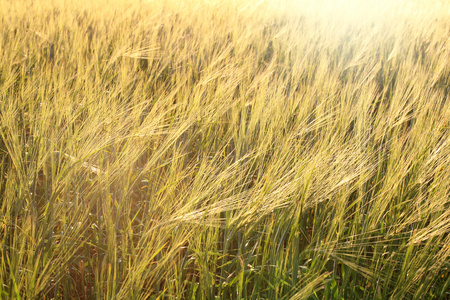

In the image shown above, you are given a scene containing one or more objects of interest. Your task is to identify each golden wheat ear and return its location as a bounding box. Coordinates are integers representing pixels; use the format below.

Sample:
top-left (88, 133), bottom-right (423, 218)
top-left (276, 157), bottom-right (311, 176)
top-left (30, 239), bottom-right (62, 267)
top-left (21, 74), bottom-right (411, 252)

top-left (53, 151), bottom-right (103, 175)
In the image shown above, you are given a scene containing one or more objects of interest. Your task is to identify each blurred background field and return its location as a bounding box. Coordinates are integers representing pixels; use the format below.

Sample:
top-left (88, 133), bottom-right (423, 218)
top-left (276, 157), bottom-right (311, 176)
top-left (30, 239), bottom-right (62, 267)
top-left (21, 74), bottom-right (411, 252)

top-left (0, 0), bottom-right (449, 298)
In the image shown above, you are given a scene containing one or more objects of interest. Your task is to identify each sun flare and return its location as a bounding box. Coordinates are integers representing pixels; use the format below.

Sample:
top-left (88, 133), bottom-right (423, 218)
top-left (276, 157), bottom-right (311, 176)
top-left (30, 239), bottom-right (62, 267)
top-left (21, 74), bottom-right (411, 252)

top-left (1, 0), bottom-right (450, 298)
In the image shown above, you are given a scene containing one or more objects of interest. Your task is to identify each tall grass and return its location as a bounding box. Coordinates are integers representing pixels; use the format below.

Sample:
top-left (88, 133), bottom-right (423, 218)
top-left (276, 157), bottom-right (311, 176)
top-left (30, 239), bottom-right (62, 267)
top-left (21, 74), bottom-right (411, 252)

top-left (1, 0), bottom-right (449, 298)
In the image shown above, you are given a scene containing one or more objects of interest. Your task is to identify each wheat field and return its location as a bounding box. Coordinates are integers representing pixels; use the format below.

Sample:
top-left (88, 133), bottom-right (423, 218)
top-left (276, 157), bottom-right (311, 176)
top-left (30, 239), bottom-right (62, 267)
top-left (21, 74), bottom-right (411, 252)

top-left (1, 0), bottom-right (449, 299)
